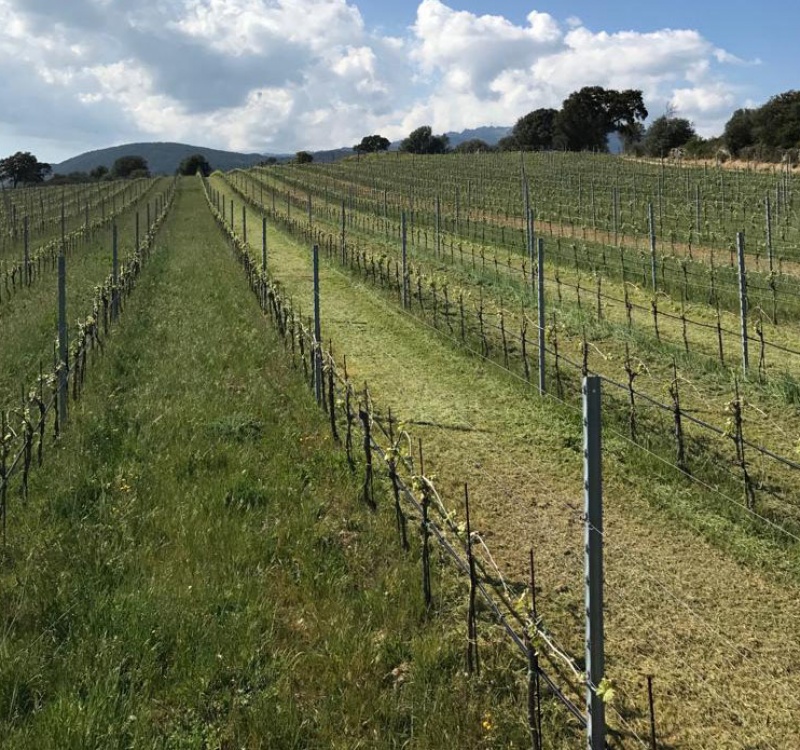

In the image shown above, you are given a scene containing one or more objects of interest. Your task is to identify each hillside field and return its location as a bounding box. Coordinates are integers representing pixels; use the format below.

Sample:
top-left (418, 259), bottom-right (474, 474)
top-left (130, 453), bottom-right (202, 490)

top-left (2, 152), bottom-right (800, 749)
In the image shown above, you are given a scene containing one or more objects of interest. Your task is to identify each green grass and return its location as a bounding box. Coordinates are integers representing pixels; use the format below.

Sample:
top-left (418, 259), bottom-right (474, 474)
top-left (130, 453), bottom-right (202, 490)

top-left (0, 178), bottom-right (171, 408)
top-left (0, 180), bottom-right (148, 263)
top-left (0, 178), bottom-right (564, 749)
top-left (222, 168), bottom-right (800, 545)
top-left (209, 170), bottom-right (800, 749)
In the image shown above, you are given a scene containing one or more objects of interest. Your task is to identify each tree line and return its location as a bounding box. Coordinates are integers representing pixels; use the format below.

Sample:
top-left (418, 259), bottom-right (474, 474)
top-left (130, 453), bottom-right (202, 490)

top-left (360, 87), bottom-right (649, 156)
top-left (355, 86), bottom-right (800, 163)
top-left (4, 86), bottom-right (800, 186)
top-left (0, 152), bottom-right (215, 187)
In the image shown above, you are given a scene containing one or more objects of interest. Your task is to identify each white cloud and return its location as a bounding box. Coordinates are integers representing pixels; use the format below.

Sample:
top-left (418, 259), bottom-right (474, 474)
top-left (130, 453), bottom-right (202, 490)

top-left (412, 0), bottom-right (561, 95)
top-left (0, 0), bottom-right (753, 161)
top-left (173, 0), bottom-right (365, 56)
top-left (669, 83), bottom-right (739, 135)
top-left (408, 3), bottom-right (744, 137)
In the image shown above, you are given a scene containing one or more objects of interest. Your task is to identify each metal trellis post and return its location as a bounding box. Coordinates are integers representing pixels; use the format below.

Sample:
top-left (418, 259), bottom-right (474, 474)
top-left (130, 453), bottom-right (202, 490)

top-left (262, 217), bottom-right (267, 273)
top-left (312, 244), bottom-right (323, 405)
top-left (112, 223), bottom-right (119, 320)
top-left (736, 232), bottom-right (749, 374)
top-left (583, 375), bottom-right (605, 750)
top-left (648, 201), bottom-right (657, 291)
top-left (537, 238), bottom-right (546, 394)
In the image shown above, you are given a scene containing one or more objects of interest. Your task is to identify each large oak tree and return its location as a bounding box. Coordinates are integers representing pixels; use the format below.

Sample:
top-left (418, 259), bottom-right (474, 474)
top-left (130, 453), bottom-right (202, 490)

top-left (354, 134), bottom-right (391, 154)
top-left (555, 87), bottom-right (648, 152)
top-left (400, 126), bottom-right (449, 155)
top-left (0, 151), bottom-right (51, 187)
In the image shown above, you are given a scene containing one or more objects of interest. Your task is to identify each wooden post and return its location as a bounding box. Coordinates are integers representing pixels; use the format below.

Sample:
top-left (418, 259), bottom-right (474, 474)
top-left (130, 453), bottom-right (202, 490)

top-left (528, 548), bottom-right (543, 750)
top-left (765, 195), bottom-right (773, 272)
top-left (57, 253), bottom-right (68, 426)
top-left (465, 484), bottom-right (479, 675)
top-left (420, 440), bottom-right (432, 610)
top-left (341, 199), bottom-right (346, 264)
top-left (401, 211), bottom-right (409, 309)
top-left (23, 215), bottom-right (30, 286)
top-left (647, 675), bottom-right (658, 750)
top-left (435, 195), bottom-right (441, 258)
top-left (524, 180), bottom-right (534, 289)
top-left (695, 185), bottom-right (701, 244)
top-left (262, 217), bottom-right (267, 273)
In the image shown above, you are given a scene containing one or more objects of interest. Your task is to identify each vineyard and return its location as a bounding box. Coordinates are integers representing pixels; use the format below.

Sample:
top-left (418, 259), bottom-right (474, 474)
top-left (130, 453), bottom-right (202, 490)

top-left (1, 153), bottom-right (799, 749)
top-left (208, 151), bottom-right (800, 749)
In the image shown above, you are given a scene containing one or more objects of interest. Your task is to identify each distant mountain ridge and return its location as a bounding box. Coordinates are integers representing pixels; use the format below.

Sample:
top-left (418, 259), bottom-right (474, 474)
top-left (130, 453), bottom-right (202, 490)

top-left (444, 126), bottom-right (511, 147)
top-left (54, 142), bottom-right (269, 175)
top-left (51, 127), bottom-right (520, 175)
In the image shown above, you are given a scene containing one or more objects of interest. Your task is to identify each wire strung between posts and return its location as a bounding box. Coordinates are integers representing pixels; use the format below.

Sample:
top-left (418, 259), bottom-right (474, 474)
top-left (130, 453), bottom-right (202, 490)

top-left (322, 251), bottom-right (800, 546)
top-left (341, 277), bottom-right (794, 746)
top-left (206, 181), bottom-right (599, 738)
top-left (229, 170), bottom-right (800, 488)
top-left (214, 172), bottom-right (800, 746)
top-left (0, 181), bottom-right (179, 538)
top-left (311, 248), bottom-right (800, 699)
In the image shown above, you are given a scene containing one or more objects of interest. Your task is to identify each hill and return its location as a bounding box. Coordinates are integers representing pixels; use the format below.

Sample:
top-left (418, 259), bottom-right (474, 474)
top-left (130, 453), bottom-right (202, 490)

top-left (444, 125), bottom-right (511, 147)
top-left (52, 127), bottom-right (519, 176)
top-left (53, 142), bottom-right (270, 175)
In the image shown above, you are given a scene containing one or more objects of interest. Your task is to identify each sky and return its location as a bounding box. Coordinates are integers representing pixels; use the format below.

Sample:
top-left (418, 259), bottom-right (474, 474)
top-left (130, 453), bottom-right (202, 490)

top-left (0, 0), bottom-right (796, 165)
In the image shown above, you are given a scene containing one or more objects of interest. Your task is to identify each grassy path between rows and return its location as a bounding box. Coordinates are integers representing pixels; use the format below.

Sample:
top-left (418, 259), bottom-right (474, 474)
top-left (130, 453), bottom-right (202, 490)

top-left (213, 173), bottom-right (800, 750)
top-left (1, 178), bottom-right (536, 749)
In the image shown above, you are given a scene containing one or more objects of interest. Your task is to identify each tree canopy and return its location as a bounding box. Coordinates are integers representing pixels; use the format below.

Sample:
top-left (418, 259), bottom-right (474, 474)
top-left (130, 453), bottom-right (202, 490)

top-left (354, 134), bottom-right (391, 154)
top-left (496, 88), bottom-right (647, 154)
top-left (178, 153), bottom-right (212, 176)
top-left (555, 87), bottom-right (648, 152)
top-left (510, 108), bottom-right (558, 151)
top-left (400, 126), bottom-right (449, 155)
top-left (0, 151), bottom-right (51, 187)
top-left (723, 109), bottom-right (755, 156)
top-left (295, 151), bottom-right (314, 164)
top-left (112, 155), bottom-right (150, 178)
top-left (722, 92), bottom-right (800, 159)
top-left (753, 91), bottom-right (800, 150)
top-left (642, 116), bottom-right (696, 157)
top-left (453, 139), bottom-right (493, 154)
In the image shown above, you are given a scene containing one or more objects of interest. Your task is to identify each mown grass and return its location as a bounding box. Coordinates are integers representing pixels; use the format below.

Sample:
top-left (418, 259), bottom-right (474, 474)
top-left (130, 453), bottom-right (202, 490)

top-left (209, 171), bottom-right (800, 749)
top-left (223, 169), bottom-right (800, 556)
top-left (0, 179), bottom-right (565, 749)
